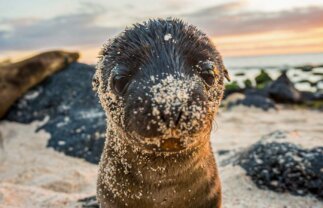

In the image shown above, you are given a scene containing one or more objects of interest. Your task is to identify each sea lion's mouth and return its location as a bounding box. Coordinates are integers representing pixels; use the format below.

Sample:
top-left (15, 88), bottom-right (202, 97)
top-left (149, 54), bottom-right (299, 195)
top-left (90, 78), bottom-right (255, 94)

top-left (159, 137), bottom-right (185, 152)
top-left (125, 122), bottom-right (212, 153)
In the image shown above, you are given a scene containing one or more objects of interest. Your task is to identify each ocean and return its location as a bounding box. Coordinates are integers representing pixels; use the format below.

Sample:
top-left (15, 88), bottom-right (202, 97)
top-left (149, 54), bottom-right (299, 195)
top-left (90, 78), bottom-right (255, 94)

top-left (223, 52), bottom-right (323, 70)
top-left (221, 52), bottom-right (323, 92)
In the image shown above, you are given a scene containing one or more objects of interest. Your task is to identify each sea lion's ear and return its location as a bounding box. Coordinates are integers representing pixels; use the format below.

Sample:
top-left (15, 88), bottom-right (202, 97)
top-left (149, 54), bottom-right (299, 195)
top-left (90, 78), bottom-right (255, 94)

top-left (223, 67), bottom-right (231, 82)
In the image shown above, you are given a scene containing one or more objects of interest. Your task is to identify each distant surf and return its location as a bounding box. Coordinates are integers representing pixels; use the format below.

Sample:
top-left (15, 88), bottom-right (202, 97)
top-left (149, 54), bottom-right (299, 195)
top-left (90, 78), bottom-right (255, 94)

top-left (223, 52), bottom-right (323, 70)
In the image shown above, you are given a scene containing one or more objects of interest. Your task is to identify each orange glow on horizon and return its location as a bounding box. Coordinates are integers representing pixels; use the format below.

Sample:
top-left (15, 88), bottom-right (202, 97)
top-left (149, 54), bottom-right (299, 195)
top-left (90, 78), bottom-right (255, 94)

top-left (2, 28), bottom-right (323, 64)
top-left (213, 28), bottom-right (323, 57)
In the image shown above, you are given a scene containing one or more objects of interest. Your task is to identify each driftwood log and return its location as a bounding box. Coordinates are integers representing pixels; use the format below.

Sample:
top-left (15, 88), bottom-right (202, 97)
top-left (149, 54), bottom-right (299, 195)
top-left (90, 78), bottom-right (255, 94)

top-left (0, 51), bottom-right (79, 119)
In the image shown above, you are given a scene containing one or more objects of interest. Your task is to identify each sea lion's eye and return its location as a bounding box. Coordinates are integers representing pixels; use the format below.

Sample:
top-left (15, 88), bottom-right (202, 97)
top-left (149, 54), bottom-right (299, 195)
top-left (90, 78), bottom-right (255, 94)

top-left (201, 70), bottom-right (215, 86)
top-left (199, 60), bottom-right (216, 86)
top-left (112, 75), bottom-right (130, 95)
top-left (112, 65), bottom-right (131, 95)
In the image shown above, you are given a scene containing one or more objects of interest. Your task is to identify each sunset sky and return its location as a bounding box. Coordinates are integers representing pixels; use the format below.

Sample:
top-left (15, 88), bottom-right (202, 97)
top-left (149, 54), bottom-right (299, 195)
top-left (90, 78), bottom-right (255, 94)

top-left (1, 0), bottom-right (323, 63)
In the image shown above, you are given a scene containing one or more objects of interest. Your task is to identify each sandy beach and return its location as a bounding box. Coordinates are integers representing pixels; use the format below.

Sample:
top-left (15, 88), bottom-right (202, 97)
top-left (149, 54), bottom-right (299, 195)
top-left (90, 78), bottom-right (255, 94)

top-left (0, 120), bottom-right (97, 208)
top-left (0, 107), bottom-right (322, 208)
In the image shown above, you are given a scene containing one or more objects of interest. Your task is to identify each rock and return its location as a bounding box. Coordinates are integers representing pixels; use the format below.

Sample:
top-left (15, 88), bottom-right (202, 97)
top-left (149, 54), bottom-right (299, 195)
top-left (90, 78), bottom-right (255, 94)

top-left (268, 71), bottom-right (323, 107)
top-left (78, 196), bottom-right (99, 208)
top-left (218, 149), bottom-right (231, 155)
top-left (244, 88), bottom-right (269, 98)
top-left (224, 92), bottom-right (275, 111)
top-left (268, 71), bottom-right (302, 103)
top-left (243, 79), bottom-right (253, 89)
top-left (300, 98), bottom-right (323, 111)
top-left (238, 141), bottom-right (323, 200)
top-left (224, 81), bottom-right (243, 97)
top-left (296, 79), bottom-right (317, 87)
top-left (295, 65), bottom-right (314, 72)
top-left (255, 69), bottom-right (272, 89)
top-left (301, 91), bottom-right (318, 101)
top-left (234, 72), bottom-right (245, 76)
top-left (0, 51), bottom-right (79, 119)
top-left (293, 73), bottom-right (299, 77)
top-left (312, 67), bottom-right (323, 76)
top-left (5, 63), bottom-right (105, 164)
top-left (223, 92), bottom-right (245, 103)
top-left (240, 94), bottom-right (275, 110)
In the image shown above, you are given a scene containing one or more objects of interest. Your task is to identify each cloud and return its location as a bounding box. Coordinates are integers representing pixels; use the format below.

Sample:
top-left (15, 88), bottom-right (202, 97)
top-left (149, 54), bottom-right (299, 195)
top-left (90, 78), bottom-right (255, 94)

top-left (0, 3), bottom-right (121, 51)
top-left (1, 0), bottom-right (323, 54)
top-left (184, 5), bottom-right (323, 36)
top-left (187, 1), bottom-right (247, 17)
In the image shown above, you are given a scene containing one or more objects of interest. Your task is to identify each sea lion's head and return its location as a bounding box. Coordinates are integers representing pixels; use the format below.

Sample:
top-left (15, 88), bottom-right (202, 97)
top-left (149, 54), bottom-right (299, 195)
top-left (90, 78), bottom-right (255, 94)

top-left (94, 18), bottom-right (229, 153)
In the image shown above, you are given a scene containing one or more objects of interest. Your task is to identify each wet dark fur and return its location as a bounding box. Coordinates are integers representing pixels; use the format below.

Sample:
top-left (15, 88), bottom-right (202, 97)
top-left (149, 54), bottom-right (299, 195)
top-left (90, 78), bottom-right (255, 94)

top-left (94, 18), bottom-right (229, 208)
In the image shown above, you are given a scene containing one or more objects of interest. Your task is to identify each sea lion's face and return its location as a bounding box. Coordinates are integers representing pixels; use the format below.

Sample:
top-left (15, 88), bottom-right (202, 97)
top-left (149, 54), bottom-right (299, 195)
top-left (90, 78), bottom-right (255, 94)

top-left (94, 19), bottom-right (229, 152)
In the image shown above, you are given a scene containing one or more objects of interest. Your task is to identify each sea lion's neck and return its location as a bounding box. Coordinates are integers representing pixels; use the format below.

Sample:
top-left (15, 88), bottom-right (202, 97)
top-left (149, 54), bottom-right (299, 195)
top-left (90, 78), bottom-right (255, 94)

top-left (97, 125), bottom-right (220, 207)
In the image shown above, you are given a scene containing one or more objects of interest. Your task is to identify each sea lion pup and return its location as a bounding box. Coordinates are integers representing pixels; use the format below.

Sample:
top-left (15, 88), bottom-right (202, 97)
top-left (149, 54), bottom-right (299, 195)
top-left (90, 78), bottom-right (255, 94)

top-left (93, 18), bottom-right (230, 208)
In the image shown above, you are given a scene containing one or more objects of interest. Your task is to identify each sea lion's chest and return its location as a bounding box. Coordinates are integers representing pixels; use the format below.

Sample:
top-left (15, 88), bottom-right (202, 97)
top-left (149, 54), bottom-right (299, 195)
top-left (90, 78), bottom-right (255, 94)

top-left (97, 146), bottom-right (220, 208)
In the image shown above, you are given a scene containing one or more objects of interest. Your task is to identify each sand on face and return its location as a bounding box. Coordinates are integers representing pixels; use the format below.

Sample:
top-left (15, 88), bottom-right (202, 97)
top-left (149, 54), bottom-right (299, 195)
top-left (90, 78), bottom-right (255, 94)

top-left (0, 120), bottom-right (97, 208)
top-left (0, 107), bottom-right (322, 207)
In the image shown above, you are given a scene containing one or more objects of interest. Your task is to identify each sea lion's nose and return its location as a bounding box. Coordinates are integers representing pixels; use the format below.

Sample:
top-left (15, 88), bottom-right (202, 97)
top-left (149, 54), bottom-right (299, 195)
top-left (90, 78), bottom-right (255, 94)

top-left (159, 106), bottom-right (183, 127)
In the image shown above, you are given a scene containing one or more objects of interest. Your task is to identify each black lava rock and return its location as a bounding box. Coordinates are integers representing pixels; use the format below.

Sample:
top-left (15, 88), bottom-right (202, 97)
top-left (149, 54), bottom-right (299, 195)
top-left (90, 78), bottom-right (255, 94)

top-left (224, 81), bottom-right (244, 97)
top-left (238, 142), bottom-right (323, 200)
top-left (240, 94), bottom-right (275, 110)
top-left (255, 69), bottom-right (273, 89)
top-left (226, 92), bottom-right (276, 111)
top-left (268, 71), bottom-right (302, 103)
top-left (235, 72), bottom-right (245, 76)
top-left (5, 63), bottom-right (106, 164)
top-left (78, 196), bottom-right (99, 208)
top-left (295, 65), bottom-right (314, 72)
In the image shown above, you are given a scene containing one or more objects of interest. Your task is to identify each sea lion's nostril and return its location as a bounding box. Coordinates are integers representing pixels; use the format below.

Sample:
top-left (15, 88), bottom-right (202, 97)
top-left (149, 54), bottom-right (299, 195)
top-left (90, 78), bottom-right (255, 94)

top-left (160, 112), bottom-right (167, 123)
top-left (158, 107), bottom-right (183, 127)
top-left (174, 110), bottom-right (182, 126)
